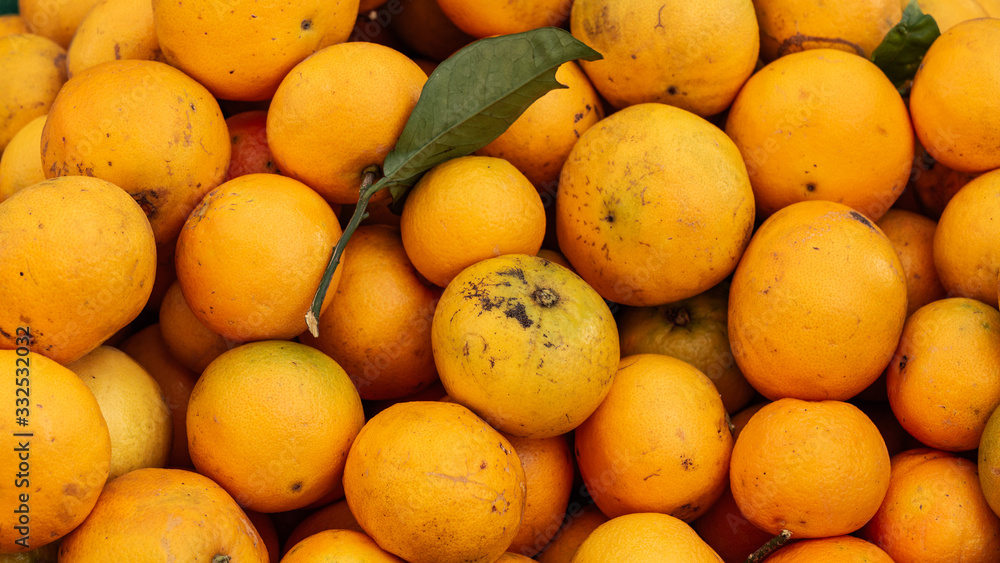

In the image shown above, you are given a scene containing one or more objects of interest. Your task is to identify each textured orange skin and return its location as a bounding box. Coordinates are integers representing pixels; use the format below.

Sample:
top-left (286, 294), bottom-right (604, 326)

top-left (570, 0), bottom-right (759, 116)
top-left (725, 49), bottom-right (914, 221)
top-left (862, 449), bottom-right (1000, 562)
top-left (534, 504), bottom-right (608, 563)
top-left (730, 399), bottom-right (891, 538)
top-left (933, 169), bottom-right (1000, 307)
top-left (571, 513), bottom-right (723, 563)
top-left (158, 280), bottom-right (234, 374)
top-left (267, 41), bottom-right (426, 204)
top-left (753, 0), bottom-right (900, 61)
top-left (876, 209), bottom-right (947, 316)
top-left (0, 351), bottom-right (111, 552)
top-left (20, 0), bottom-right (101, 47)
top-left (152, 0), bottom-right (359, 101)
top-left (343, 401), bottom-right (526, 563)
top-left (979, 403), bottom-right (1000, 519)
top-left (0, 34), bottom-right (66, 152)
top-left (575, 354), bottom-right (733, 521)
top-left (0, 114), bottom-right (47, 203)
top-left (0, 176), bottom-right (156, 364)
top-left (41, 59), bottom-right (231, 245)
top-left (906, 0), bottom-right (989, 32)
top-left (299, 225), bottom-right (442, 401)
top-left (504, 434), bottom-right (575, 557)
top-left (910, 19), bottom-right (1000, 173)
top-left (58, 468), bottom-right (268, 561)
top-left (557, 103), bottom-right (755, 307)
top-left (887, 298), bottom-right (1000, 452)
top-left (224, 110), bottom-right (280, 181)
top-left (67, 0), bottom-right (164, 77)
top-left (437, 0), bottom-right (571, 37)
top-left (187, 341), bottom-right (365, 513)
top-left (174, 173), bottom-right (342, 342)
top-left (728, 200), bottom-right (907, 401)
top-left (765, 536), bottom-right (894, 563)
top-left (0, 15), bottom-right (30, 37)
top-left (282, 499), bottom-right (365, 557)
top-left (283, 529), bottom-right (404, 562)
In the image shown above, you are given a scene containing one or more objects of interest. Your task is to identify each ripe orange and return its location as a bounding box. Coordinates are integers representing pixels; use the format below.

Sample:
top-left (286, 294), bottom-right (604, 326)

top-left (0, 175), bottom-right (156, 364)
top-left (575, 354), bottom-right (732, 521)
top-left (58, 468), bottom-right (268, 561)
top-left (282, 529), bottom-right (404, 562)
top-left (728, 200), bottom-right (908, 401)
top-left (730, 398), bottom-right (890, 538)
top-left (282, 499), bottom-right (365, 557)
top-left (400, 156), bottom-right (546, 288)
top-left (437, 0), bottom-right (571, 37)
top-left (0, 15), bottom-right (29, 37)
top-left (886, 298), bottom-right (1000, 452)
top-left (725, 49), bottom-right (913, 221)
top-left (299, 225), bottom-right (441, 400)
top-left (933, 168), bottom-right (1000, 307)
top-left (910, 18), bottom-right (1000, 173)
top-left (875, 209), bottom-right (947, 316)
top-left (431, 254), bottom-right (620, 438)
top-left (618, 282), bottom-right (756, 413)
top-left (571, 512), bottom-right (724, 563)
top-left (570, 0), bottom-right (759, 117)
top-left (267, 41), bottom-right (426, 204)
top-left (0, 350), bottom-right (111, 552)
top-left (117, 323), bottom-right (198, 468)
top-left (66, 0), bottom-right (163, 77)
top-left (980, 0), bottom-right (1000, 16)
top-left (504, 434), bottom-right (575, 557)
top-left (244, 510), bottom-right (280, 563)
top-left (390, 0), bottom-right (474, 62)
top-left (979, 404), bottom-right (1000, 519)
top-left (41, 59), bottom-right (231, 245)
top-left (224, 110), bottom-right (280, 180)
top-left (174, 173), bottom-right (343, 342)
top-left (765, 536), bottom-right (894, 563)
top-left (534, 503), bottom-right (608, 563)
top-left (557, 103), bottom-right (755, 306)
top-left (908, 0), bottom-right (989, 32)
top-left (0, 114), bottom-right (46, 202)
top-left (861, 448), bottom-right (1000, 562)
top-left (152, 0), bottom-right (358, 101)
top-left (752, 0), bottom-right (901, 61)
top-left (19, 0), bottom-right (101, 47)
top-left (65, 346), bottom-right (172, 480)
top-left (187, 341), bottom-right (365, 513)
top-left (0, 33), bottom-right (66, 153)
top-left (691, 485), bottom-right (773, 563)
top-left (158, 280), bottom-right (234, 374)
top-left (343, 401), bottom-right (526, 563)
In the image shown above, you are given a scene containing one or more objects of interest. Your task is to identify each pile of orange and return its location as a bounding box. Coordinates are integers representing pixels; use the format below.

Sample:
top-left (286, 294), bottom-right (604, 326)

top-left (3, 0), bottom-right (1000, 560)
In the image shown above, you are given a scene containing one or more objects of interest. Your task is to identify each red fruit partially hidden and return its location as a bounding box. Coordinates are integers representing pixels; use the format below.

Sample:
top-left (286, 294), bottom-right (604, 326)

top-left (225, 110), bottom-right (280, 180)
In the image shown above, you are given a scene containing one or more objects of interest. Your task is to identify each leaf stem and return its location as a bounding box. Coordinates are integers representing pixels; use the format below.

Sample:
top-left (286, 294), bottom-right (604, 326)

top-left (306, 166), bottom-right (383, 337)
top-left (745, 529), bottom-right (792, 563)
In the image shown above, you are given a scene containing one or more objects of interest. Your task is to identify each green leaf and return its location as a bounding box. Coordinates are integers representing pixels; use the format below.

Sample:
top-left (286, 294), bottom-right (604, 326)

top-left (382, 26), bottom-right (602, 202)
top-left (871, 0), bottom-right (941, 95)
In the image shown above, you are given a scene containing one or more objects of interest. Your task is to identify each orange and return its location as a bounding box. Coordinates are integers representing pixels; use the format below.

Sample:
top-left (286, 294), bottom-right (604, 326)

top-left (691, 485), bottom-right (773, 563)
top-left (437, 0), bottom-right (571, 38)
top-left (476, 62), bottom-right (604, 193)
top-left (730, 398), bottom-right (890, 538)
top-left (494, 554), bottom-right (534, 562)
top-left (431, 254), bottom-right (620, 438)
top-left (728, 200), bottom-right (908, 401)
top-left (725, 49), bottom-right (913, 221)
top-left (282, 529), bottom-right (404, 562)
top-left (174, 173), bottom-right (343, 342)
top-left (0, 15), bottom-right (29, 37)
top-left (267, 41), bottom-right (426, 204)
top-left (618, 282), bottom-right (756, 413)
top-left (282, 499), bottom-right (365, 557)
top-left (886, 298), bottom-right (1000, 452)
top-left (575, 354), bottom-right (733, 521)
top-left (861, 448), bottom-right (1000, 562)
top-left (752, 0), bottom-right (901, 61)
top-left (908, 0), bottom-right (989, 32)
top-left (504, 434), bottom-right (575, 557)
top-left (909, 145), bottom-right (979, 219)
top-left (65, 346), bottom-right (172, 480)
top-left (534, 503), bottom-right (609, 563)
top-left (145, 238), bottom-right (177, 314)
top-left (765, 536), bottom-right (894, 563)
top-left (187, 341), bottom-right (365, 513)
top-left (980, 0), bottom-right (1000, 16)
top-left (536, 248), bottom-right (574, 271)
top-left (117, 323), bottom-right (198, 468)
top-left (557, 103), bottom-right (755, 306)
top-left (244, 510), bottom-right (280, 563)
top-left (41, 59), bottom-right (231, 245)
top-left (158, 280), bottom-right (234, 374)
top-left (979, 404), bottom-right (1000, 517)
top-left (571, 512), bottom-right (723, 563)
top-left (66, 0), bottom-right (163, 77)
top-left (224, 110), bottom-right (280, 180)
top-left (19, 0), bottom-right (102, 47)
top-left (933, 168), bottom-right (1000, 307)
top-left (729, 402), bottom-right (768, 440)
top-left (876, 209), bottom-right (947, 316)
top-left (299, 225), bottom-right (441, 401)
top-left (0, 350), bottom-right (111, 552)
top-left (0, 175), bottom-right (156, 364)
top-left (570, 0), bottom-right (759, 117)
top-left (151, 0), bottom-right (358, 101)
top-left (390, 0), bottom-right (474, 62)
top-left (343, 401), bottom-right (526, 563)
top-left (0, 114), bottom-right (46, 203)
top-left (0, 33), bottom-right (66, 153)
top-left (57, 468), bottom-right (268, 561)
top-left (401, 156), bottom-right (546, 288)
top-left (910, 18), bottom-right (1000, 173)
